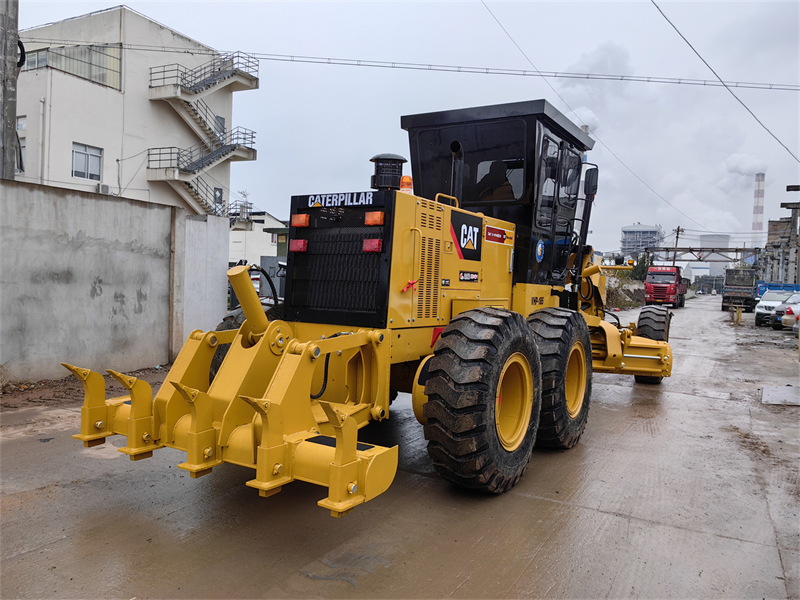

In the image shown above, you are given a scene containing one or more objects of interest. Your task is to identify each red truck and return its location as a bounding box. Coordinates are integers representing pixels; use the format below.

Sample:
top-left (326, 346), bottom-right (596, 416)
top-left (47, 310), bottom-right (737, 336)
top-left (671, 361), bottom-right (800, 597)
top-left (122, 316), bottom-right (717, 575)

top-left (645, 265), bottom-right (689, 308)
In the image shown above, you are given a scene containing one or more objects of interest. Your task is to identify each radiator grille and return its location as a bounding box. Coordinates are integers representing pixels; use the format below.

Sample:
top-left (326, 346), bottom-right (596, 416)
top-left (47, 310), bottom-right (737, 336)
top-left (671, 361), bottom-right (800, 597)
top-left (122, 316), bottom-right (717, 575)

top-left (291, 225), bottom-right (383, 315)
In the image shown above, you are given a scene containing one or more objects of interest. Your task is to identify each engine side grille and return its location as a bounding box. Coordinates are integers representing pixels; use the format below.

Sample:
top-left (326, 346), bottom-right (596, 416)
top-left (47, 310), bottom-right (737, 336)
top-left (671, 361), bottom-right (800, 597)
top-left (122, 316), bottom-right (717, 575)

top-left (416, 202), bottom-right (443, 320)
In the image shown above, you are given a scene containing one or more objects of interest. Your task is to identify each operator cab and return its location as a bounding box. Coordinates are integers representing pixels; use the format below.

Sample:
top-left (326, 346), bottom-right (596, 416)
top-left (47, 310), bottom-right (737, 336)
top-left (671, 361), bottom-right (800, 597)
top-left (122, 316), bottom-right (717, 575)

top-left (402, 100), bottom-right (596, 287)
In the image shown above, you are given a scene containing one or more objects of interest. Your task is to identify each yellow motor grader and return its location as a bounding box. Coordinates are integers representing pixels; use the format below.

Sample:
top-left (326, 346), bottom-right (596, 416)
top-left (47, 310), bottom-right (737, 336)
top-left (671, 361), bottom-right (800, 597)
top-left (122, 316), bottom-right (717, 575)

top-left (66, 100), bottom-right (672, 517)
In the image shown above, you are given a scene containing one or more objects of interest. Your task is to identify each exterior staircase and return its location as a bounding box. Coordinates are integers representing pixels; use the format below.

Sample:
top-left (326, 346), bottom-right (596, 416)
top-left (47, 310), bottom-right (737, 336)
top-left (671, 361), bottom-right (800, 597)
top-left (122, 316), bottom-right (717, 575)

top-left (182, 175), bottom-right (226, 216)
top-left (147, 52), bottom-right (258, 216)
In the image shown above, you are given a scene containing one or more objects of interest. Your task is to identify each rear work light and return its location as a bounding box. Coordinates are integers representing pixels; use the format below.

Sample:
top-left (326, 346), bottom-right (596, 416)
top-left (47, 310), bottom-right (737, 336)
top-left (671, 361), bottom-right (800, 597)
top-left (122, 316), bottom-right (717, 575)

top-left (289, 239), bottom-right (308, 252)
top-left (365, 211), bottom-right (384, 226)
top-left (291, 213), bottom-right (310, 227)
top-left (363, 239), bottom-right (382, 253)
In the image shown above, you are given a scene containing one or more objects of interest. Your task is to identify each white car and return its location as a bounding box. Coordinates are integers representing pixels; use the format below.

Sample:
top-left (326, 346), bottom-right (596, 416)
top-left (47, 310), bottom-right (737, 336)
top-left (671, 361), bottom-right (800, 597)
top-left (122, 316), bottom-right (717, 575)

top-left (754, 290), bottom-right (793, 327)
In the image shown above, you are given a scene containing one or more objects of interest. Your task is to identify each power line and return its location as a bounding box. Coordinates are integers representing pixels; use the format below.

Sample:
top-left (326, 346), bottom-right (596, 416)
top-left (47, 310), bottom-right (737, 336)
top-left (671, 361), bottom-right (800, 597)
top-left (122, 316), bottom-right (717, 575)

top-left (650, 0), bottom-right (799, 163)
top-left (480, 0), bottom-right (713, 231)
top-left (250, 52), bottom-right (799, 92)
top-left (19, 36), bottom-right (800, 92)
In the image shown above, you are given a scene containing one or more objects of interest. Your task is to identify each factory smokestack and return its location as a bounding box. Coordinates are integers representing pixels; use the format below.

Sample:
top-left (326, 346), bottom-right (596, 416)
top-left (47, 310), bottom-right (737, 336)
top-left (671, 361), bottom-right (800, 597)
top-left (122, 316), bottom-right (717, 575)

top-left (752, 172), bottom-right (765, 247)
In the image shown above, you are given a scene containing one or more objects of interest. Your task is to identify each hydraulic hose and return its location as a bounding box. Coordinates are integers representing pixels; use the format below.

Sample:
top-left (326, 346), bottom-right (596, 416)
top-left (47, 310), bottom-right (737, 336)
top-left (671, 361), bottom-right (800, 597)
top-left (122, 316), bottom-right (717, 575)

top-left (249, 264), bottom-right (279, 311)
top-left (311, 332), bottom-right (349, 400)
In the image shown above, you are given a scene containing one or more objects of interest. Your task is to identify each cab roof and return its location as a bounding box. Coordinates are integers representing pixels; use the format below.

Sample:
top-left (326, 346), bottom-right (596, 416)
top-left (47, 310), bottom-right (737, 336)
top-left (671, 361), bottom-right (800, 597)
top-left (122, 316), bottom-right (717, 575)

top-left (401, 99), bottom-right (595, 152)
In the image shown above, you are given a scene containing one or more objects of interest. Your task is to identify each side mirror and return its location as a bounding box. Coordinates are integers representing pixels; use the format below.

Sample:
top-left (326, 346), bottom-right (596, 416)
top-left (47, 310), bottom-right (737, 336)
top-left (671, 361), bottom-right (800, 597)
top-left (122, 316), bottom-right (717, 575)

top-left (584, 167), bottom-right (598, 196)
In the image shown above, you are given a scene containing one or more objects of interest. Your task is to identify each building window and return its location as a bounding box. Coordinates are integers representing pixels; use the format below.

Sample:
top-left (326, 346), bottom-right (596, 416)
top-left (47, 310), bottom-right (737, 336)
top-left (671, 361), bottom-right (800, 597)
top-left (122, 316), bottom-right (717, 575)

top-left (214, 187), bottom-right (224, 206)
top-left (72, 143), bottom-right (102, 181)
top-left (16, 116), bottom-right (26, 130)
top-left (23, 45), bottom-right (122, 90)
top-left (271, 233), bottom-right (278, 244)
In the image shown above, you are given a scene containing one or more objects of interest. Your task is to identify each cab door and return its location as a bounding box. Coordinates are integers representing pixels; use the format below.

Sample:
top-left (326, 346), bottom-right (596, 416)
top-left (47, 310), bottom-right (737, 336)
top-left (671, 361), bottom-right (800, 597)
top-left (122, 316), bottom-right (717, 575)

top-left (551, 145), bottom-right (582, 280)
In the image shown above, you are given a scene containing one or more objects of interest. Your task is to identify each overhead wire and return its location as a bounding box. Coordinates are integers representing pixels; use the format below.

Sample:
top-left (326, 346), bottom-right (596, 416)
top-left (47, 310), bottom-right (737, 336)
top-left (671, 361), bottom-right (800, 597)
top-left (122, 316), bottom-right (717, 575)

top-left (650, 0), bottom-right (799, 163)
top-left (19, 37), bottom-right (800, 92)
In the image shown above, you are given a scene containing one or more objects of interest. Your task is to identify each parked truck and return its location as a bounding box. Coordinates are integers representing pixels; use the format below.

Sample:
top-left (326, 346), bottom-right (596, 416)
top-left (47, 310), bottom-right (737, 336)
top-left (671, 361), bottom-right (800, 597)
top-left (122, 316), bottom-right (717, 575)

top-left (755, 281), bottom-right (800, 302)
top-left (722, 269), bottom-right (757, 312)
top-left (645, 265), bottom-right (688, 308)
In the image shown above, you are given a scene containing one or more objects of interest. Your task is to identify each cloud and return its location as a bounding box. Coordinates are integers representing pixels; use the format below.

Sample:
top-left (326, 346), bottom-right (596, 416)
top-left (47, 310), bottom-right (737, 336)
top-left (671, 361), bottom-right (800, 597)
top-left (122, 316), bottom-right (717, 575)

top-left (563, 41), bottom-right (634, 81)
top-left (725, 154), bottom-right (768, 176)
top-left (571, 105), bottom-right (600, 133)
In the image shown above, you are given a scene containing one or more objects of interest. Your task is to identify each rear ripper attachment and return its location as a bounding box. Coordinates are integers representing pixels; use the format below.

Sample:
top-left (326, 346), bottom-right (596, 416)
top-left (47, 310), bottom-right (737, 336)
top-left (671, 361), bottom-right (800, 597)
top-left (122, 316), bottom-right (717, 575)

top-left (66, 264), bottom-right (398, 518)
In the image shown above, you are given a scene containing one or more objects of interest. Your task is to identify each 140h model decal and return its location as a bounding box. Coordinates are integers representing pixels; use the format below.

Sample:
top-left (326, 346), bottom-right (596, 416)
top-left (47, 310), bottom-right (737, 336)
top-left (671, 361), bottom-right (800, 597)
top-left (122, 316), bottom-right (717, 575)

top-left (450, 211), bottom-right (482, 261)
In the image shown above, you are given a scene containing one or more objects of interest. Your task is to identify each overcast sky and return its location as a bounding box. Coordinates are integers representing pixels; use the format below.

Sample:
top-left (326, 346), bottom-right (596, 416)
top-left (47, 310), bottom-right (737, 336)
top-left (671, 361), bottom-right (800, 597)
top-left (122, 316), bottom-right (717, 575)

top-left (19, 1), bottom-right (800, 254)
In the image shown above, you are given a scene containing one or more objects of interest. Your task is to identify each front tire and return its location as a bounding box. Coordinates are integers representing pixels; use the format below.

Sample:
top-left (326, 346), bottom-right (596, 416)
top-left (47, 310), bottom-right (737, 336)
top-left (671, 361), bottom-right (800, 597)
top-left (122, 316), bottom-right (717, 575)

top-left (634, 306), bottom-right (671, 384)
top-left (423, 308), bottom-right (542, 493)
top-left (527, 308), bottom-right (592, 449)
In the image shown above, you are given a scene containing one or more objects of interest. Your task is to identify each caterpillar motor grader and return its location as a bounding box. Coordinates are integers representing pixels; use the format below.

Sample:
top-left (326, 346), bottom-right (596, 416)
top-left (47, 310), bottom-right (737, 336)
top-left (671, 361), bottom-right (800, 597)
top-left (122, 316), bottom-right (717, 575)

top-left (65, 99), bottom-right (672, 517)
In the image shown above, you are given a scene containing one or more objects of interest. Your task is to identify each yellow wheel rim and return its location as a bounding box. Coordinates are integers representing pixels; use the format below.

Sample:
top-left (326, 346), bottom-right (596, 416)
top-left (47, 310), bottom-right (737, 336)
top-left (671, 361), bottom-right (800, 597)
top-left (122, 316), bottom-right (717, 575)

top-left (495, 352), bottom-right (534, 452)
top-left (565, 340), bottom-right (587, 418)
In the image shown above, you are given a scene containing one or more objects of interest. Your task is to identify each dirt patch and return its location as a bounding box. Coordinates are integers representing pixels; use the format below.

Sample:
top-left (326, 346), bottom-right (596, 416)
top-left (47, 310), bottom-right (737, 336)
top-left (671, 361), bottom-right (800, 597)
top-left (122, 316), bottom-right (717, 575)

top-left (724, 424), bottom-right (773, 458)
top-left (0, 366), bottom-right (171, 412)
top-left (606, 285), bottom-right (645, 310)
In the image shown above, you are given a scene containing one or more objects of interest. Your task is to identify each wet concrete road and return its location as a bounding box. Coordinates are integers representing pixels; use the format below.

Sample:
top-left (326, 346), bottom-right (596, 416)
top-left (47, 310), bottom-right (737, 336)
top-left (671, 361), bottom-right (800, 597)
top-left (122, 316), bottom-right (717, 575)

top-left (2, 295), bottom-right (798, 599)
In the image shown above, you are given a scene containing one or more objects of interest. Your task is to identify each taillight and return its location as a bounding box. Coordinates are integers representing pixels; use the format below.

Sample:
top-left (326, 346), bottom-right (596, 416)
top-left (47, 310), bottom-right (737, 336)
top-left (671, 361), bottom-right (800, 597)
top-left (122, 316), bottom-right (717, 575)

top-left (787, 307), bottom-right (795, 315)
top-left (289, 239), bottom-right (308, 252)
top-left (363, 239), bottom-right (382, 253)
top-left (365, 211), bottom-right (384, 226)
top-left (291, 213), bottom-right (310, 227)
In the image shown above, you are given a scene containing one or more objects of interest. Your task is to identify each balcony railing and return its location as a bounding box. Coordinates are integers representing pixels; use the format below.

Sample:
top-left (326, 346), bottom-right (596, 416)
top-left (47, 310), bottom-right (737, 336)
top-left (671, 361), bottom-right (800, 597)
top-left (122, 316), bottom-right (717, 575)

top-left (149, 51), bottom-right (259, 93)
top-left (148, 127), bottom-right (256, 173)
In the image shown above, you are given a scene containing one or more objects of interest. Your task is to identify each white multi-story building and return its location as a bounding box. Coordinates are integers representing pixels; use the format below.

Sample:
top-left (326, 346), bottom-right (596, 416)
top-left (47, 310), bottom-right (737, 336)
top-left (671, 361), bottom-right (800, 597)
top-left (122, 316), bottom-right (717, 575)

top-left (229, 205), bottom-right (288, 266)
top-left (620, 223), bottom-right (665, 257)
top-left (16, 6), bottom-right (258, 215)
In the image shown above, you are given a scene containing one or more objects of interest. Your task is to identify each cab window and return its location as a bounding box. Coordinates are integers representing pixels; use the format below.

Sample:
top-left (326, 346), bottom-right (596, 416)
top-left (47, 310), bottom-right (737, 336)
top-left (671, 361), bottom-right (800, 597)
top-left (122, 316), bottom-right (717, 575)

top-left (536, 137), bottom-right (559, 228)
top-left (558, 149), bottom-right (581, 208)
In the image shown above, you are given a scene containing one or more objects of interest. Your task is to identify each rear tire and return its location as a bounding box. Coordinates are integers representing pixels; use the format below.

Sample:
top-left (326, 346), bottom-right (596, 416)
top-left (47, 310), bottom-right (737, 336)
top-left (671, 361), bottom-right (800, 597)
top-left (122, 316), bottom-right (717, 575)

top-left (634, 306), bottom-right (671, 385)
top-left (527, 308), bottom-right (592, 449)
top-left (423, 308), bottom-right (542, 493)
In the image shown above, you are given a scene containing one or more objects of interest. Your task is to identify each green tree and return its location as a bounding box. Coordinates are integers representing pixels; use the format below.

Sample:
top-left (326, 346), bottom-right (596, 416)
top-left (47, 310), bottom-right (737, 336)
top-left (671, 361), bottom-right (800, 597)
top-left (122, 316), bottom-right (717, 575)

top-left (631, 253), bottom-right (654, 281)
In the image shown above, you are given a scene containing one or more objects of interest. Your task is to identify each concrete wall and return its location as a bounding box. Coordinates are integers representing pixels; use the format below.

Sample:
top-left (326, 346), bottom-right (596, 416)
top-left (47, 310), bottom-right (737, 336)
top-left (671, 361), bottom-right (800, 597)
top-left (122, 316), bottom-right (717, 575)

top-left (182, 215), bottom-right (229, 343)
top-left (1, 180), bottom-right (228, 381)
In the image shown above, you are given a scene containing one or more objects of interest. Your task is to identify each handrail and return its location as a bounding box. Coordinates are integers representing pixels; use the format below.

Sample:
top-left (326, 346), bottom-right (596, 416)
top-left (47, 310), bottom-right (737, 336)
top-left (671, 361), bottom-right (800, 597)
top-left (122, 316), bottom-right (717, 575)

top-left (184, 175), bottom-right (228, 217)
top-left (147, 126), bottom-right (256, 172)
top-left (150, 51), bottom-right (259, 91)
top-left (188, 97), bottom-right (226, 141)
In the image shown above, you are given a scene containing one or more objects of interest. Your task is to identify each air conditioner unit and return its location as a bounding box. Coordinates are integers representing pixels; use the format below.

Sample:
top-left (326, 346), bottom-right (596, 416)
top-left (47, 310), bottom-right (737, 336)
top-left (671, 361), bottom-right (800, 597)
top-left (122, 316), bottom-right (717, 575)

top-left (96, 183), bottom-right (112, 195)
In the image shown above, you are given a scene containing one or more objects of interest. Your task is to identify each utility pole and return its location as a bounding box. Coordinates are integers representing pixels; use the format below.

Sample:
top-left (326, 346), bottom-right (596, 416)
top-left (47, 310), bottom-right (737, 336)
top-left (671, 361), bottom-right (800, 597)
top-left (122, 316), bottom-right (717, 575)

top-left (1, 0), bottom-right (20, 180)
top-left (672, 226), bottom-right (684, 266)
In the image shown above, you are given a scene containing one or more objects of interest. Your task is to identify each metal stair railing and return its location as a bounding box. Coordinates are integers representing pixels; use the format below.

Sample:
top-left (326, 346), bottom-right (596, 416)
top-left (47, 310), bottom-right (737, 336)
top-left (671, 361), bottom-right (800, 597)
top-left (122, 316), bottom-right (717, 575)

top-left (150, 51), bottom-right (259, 93)
top-left (148, 127), bottom-right (256, 173)
top-left (184, 97), bottom-right (227, 142)
top-left (184, 175), bottom-right (228, 217)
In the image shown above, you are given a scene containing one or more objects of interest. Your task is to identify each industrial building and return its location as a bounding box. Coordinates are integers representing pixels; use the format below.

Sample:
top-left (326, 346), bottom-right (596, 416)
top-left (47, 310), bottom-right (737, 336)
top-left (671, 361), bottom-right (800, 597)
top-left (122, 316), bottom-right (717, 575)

top-left (620, 223), bottom-right (665, 257)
